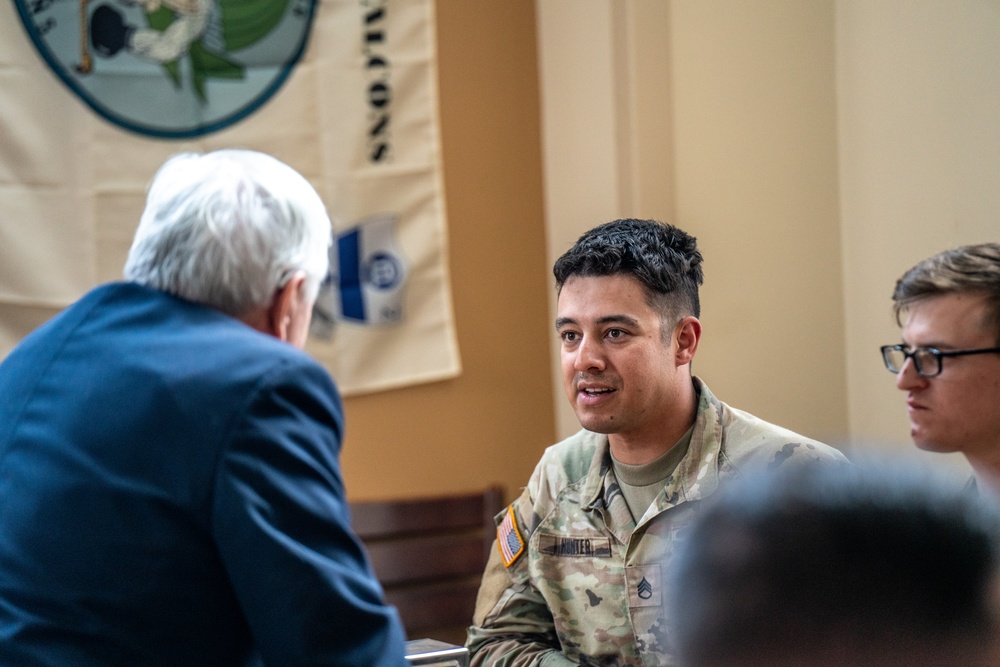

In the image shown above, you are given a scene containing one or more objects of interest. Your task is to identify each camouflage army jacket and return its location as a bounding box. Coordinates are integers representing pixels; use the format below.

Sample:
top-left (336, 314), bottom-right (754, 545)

top-left (467, 378), bottom-right (846, 666)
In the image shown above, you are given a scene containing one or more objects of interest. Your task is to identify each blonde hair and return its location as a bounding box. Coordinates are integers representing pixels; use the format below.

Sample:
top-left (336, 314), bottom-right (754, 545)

top-left (892, 243), bottom-right (1000, 343)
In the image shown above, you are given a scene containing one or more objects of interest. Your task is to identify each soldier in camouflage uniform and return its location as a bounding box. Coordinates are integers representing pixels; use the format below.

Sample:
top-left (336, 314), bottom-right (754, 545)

top-left (466, 219), bottom-right (846, 666)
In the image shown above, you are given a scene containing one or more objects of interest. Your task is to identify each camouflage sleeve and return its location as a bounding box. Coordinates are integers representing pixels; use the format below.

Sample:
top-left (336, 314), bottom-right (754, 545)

top-left (466, 497), bottom-right (577, 666)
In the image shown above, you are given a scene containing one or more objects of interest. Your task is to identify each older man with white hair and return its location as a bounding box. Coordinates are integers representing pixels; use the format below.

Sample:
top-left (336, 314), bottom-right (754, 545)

top-left (0, 150), bottom-right (407, 666)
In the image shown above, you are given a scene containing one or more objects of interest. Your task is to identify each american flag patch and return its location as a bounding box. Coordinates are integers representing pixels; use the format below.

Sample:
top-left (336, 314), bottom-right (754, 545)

top-left (497, 505), bottom-right (525, 568)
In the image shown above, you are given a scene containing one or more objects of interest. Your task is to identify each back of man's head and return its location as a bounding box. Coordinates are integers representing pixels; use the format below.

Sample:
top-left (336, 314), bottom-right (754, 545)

top-left (552, 218), bottom-right (704, 320)
top-left (123, 150), bottom-right (331, 318)
top-left (668, 462), bottom-right (1000, 667)
top-left (892, 243), bottom-right (1000, 344)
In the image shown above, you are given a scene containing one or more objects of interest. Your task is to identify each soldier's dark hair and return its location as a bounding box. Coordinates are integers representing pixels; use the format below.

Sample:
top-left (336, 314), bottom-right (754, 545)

top-left (668, 461), bottom-right (1000, 667)
top-left (553, 219), bottom-right (704, 322)
top-left (892, 243), bottom-right (1000, 345)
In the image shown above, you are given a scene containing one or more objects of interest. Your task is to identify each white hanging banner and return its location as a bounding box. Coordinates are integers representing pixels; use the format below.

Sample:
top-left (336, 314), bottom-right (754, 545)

top-left (0, 0), bottom-right (461, 395)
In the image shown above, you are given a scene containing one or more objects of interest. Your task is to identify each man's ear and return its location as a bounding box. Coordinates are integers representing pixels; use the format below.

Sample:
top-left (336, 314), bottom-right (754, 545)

top-left (675, 316), bottom-right (702, 366)
top-left (269, 271), bottom-right (308, 343)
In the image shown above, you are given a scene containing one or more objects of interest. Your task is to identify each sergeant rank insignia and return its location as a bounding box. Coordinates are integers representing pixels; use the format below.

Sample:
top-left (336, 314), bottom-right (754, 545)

top-left (497, 505), bottom-right (525, 568)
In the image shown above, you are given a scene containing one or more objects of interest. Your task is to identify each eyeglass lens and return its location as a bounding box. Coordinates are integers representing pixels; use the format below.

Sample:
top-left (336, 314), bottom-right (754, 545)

top-left (884, 346), bottom-right (940, 376)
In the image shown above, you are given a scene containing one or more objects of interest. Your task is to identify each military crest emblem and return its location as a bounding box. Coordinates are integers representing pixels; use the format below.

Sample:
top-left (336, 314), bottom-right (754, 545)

top-left (14, 0), bottom-right (317, 138)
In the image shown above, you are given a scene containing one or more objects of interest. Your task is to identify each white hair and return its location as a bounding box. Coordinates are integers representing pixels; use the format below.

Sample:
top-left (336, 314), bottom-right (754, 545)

top-left (123, 149), bottom-right (331, 317)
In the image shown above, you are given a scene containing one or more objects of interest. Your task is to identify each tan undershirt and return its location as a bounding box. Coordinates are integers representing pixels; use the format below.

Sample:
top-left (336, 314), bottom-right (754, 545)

top-left (611, 425), bottom-right (693, 522)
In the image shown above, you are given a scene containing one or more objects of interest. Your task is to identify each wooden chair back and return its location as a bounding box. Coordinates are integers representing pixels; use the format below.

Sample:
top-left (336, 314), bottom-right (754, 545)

top-left (351, 485), bottom-right (505, 646)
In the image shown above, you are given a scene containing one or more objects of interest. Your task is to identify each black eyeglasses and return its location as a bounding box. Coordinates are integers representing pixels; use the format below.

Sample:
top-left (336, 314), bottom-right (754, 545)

top-left (880, 344), bottom-right (1000, 378)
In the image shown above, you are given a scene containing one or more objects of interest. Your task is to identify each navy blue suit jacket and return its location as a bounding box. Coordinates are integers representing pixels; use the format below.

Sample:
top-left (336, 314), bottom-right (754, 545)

top-left (0, 282), bottom-right (407, 666)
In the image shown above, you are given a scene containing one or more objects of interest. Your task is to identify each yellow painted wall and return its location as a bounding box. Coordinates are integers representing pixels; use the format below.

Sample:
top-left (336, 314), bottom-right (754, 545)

top-left (669, 1), bottom-right (848, 446)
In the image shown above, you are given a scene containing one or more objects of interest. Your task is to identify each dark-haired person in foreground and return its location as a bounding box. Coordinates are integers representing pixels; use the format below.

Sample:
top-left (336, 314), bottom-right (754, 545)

top-left (881, 243), bottom-right (1000, 494)
top-left (466, 218), bottom-right (846, 665)
top-left (0, 150), bottom-right (407, 666)
top-left (668, 462), bottom-right (1000, 667)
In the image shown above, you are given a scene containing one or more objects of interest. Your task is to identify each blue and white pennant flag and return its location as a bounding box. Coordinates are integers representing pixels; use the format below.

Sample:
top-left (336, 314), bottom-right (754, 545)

top-left (311, 213), bottom-right (408, 338)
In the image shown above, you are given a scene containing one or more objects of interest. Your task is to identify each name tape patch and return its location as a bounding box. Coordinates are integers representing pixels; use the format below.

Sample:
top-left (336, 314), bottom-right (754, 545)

top-left (538, 534), bottom-right (613, 558)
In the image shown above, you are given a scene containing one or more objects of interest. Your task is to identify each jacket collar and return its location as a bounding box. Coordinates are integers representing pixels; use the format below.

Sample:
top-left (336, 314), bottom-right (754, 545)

top-left (579, 377), bottom-right (726, 516)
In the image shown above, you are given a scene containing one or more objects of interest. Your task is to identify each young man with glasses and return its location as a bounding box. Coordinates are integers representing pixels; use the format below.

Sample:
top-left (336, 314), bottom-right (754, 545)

top-left (881, 243), bottom-right (1000, 493)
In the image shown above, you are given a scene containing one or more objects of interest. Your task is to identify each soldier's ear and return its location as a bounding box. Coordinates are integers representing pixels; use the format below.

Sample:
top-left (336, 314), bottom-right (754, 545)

top-left (674, 316), bottom-right (701, 366)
